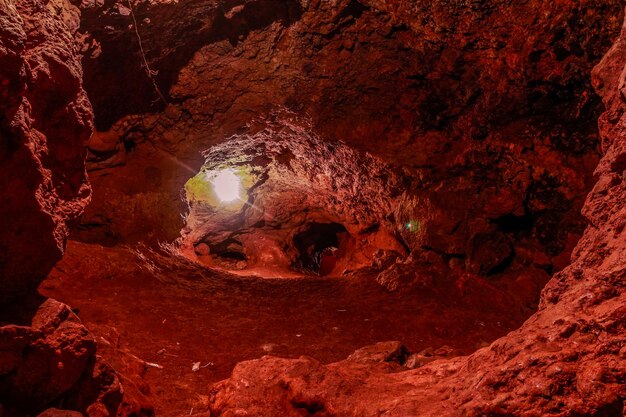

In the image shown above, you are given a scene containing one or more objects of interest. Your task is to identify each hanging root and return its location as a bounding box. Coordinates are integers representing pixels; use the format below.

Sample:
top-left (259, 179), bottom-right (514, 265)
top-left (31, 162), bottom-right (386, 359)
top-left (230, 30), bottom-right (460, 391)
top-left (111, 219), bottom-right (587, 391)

top-left (127, 0), bottom-right (168, 105)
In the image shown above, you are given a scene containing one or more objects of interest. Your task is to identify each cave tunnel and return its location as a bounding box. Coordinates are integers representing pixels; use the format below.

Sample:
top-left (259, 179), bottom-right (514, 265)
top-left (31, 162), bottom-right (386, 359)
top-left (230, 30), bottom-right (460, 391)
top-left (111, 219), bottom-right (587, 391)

top-left (2, 0), bottom-right (626, 416)
top-left (292, 222), bottom-right (347, 275)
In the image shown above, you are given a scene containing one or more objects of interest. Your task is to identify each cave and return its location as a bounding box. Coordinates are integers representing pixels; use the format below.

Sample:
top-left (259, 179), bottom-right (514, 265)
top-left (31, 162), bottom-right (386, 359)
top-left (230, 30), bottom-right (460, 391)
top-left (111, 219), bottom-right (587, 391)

top-left (1, 0), bottom-right (626, 416)
top-left (292, 222), bottom-right (347, 275)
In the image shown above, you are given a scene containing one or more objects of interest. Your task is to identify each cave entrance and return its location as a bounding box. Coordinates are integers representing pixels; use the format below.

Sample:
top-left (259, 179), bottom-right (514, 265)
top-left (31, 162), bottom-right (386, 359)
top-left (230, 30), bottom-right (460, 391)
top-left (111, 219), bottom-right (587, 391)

top-left (293, 222), bottom-right (348, 276)
top-left (205, 238), bottom-right (248, 269)
top-left (174, 115), bottom-right (408, 278)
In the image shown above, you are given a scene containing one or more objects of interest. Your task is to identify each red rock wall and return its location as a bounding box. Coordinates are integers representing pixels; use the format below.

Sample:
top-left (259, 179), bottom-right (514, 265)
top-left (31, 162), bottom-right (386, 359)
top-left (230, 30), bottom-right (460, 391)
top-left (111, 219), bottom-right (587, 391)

top-left (73, 0), bottom-right (622, 295)
top-left (207, 14), bottom-right (626, 416)
top-left (0, 2), bottom-right (132, 415)
top-left (0, 0), bottom-right (92, 304)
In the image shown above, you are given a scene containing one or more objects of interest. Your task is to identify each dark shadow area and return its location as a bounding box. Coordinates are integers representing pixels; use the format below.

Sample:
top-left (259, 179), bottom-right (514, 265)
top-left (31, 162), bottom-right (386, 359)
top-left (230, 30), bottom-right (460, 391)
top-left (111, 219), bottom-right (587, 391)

top-left (209, 238), bottom-right (248, 261)
top-left (0, 293), bottom-right (47, 326)
top-left (81, 0), bottom-right (303, 130)
top-left (293, 222), bottom-right (347, 275)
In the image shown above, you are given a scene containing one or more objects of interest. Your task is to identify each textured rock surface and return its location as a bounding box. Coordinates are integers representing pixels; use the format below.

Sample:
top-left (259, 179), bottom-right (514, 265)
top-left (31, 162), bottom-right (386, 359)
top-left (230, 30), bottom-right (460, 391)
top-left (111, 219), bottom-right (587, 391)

top-left (73, 0), bottom-right (621, 293)
top-left (41, 239), bottom-right (532, 416)
top-left (202, 15), bottom-right (626, 416)
top-left (175, 111), bottom-right (406, 275)
top-left (0, 299), bottom-right (122, 416)
top-left (2, 0), bottom-right (622, 415)
top-left (0, 0), bottom-right (92, 304)
top-left (38, 409), bottom-right (83, 417)
top-left (0, 1), bottom-right (134, 415)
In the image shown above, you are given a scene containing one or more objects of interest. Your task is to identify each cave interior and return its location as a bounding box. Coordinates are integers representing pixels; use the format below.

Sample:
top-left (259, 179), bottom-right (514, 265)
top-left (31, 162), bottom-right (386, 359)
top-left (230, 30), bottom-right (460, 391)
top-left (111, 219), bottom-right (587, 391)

top-left (1, 0), bottom-right (626, 416)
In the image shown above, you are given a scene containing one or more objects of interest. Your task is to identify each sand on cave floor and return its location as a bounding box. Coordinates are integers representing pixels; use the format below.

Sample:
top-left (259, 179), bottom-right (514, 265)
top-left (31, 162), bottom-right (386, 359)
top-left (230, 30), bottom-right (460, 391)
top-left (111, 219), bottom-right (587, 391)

top-left (40, 240), bottom-right (533, 416)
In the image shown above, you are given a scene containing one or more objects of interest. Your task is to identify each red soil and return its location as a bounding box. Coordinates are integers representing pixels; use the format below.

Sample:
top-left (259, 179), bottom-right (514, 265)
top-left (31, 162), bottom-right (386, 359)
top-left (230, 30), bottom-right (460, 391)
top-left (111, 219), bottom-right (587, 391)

top-left (41, 241), bottom-right (532, 415)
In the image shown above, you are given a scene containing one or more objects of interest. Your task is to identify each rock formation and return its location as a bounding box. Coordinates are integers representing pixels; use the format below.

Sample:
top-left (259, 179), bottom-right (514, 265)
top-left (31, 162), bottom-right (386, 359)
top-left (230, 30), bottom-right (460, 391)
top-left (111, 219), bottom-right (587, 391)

top-left (174, 111), bottom-right (406, 276)
top-left (0, 0), bottom-right (91, 304)
top-left (206, 14), bottom-right (626, 416)
top-left (2, 0), bottom-right (626, 416)
top-left (0, 299), bottom-right (123, 417)
top-left (73, 0), bottom-right (622, 293)
top-left (0, 1), bottom-right (125, 415)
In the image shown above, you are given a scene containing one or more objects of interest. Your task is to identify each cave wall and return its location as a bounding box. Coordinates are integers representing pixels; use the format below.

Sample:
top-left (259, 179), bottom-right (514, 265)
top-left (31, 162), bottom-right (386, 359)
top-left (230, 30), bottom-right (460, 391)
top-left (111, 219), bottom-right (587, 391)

top-left (78, 0), bottom-right (623, 140)
top-left (0, 0), bottom-right (92, 304)
top-left (0, 1), bottom-right (622, 414)
top-left (208, 14), bottom-right (626, 416)
top-left (0, 1), bottom-right (131, 415)
top-left (74, 0), bottom-right (622, 290)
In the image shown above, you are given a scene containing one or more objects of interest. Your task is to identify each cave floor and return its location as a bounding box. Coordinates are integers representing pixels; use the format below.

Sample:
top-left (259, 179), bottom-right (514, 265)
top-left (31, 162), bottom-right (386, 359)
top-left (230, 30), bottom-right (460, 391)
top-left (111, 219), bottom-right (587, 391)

top-left (40, 241), bottom-right (530, 416)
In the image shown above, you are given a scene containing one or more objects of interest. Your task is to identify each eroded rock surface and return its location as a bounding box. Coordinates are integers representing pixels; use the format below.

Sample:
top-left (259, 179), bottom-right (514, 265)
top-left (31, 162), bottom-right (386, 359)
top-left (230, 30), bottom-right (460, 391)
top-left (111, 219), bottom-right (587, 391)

top-left (73, 0), bottom-right (621, 295)
top-left (2, 0), bottom-right (623, 416)
top-left (175, 112), bottom-right (406, 275)
top-left (0, 1), bottom-right (136, 415)
top-left (203, 15), bottom-right (626, 416)
top-left (0, 0), bottom-right (92, 304)
top-left (0, 299), bottom-right (122, 417)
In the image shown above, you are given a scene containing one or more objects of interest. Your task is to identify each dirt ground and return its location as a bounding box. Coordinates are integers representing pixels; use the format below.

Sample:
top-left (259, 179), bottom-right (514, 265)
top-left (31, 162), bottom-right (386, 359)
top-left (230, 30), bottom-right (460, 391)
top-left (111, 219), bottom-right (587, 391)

top-left (40, 241), bottom-right (533, 416)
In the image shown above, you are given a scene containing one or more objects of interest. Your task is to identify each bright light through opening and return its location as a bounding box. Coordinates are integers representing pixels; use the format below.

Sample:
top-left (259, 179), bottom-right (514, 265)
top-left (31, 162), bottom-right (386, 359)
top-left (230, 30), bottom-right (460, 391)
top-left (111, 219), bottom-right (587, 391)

top-left (211, 169), bottom-right (241, 203)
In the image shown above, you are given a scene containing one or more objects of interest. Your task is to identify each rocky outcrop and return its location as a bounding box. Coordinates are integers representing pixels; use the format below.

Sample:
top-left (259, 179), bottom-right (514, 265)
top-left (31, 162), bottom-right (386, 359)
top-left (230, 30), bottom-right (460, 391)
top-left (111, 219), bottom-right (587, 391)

top-left (73, 0), bottom-right (622, 298)
top-left (204, 14), bottom-right (626, 416)
top-left (0, 0), bottom-right (92, 304)
top-left (9, 0), bottom-right (621, 413)
top-left (0, 299), bottom-right (122, 416)
top-left (75, 0), bottom-right (304, 130)
top-left (0, 1), bottom-right (134, 415)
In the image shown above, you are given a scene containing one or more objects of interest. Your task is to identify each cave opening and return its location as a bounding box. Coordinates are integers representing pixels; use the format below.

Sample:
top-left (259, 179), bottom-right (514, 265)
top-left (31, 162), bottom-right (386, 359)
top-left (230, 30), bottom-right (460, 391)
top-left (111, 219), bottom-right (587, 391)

top-left (174, 119), bottom-right (409, 278)
top-left (2, 1), bottom-right (625, 416)
top-left (292, 222), bottom-right (347, 275)
top-left (204, 238), bottom-right (248, 268)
